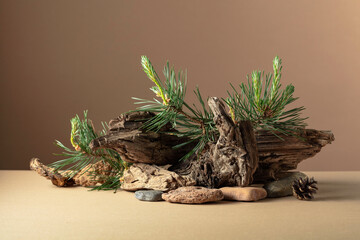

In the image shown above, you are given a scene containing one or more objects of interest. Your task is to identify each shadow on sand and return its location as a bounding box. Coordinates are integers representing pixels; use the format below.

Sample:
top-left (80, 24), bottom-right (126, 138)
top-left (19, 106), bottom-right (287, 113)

top-left (315, 180), bottom-right (360, 201)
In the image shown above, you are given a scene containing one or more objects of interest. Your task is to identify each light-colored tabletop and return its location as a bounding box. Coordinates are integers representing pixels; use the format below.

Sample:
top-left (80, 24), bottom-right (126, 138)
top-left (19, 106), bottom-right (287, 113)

top-left (0, 171), bottom-right (359, 240)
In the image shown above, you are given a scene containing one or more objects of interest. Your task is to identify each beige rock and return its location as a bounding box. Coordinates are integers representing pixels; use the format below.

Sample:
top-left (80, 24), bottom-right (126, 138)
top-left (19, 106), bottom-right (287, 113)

top-left (120, 163), bottom-right (195, 192)
top-left (162, 186), bottom-right (224, 204)
top-left (220, 187), bottom-right (267, 201)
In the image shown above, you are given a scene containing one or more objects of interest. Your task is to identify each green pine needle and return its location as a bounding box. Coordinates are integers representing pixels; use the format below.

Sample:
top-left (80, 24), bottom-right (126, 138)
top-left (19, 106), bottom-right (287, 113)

top-left (134, 57), bottom-right (216, 161)
top-left (224, 56), bottom-right (308, 136)
top-left (134, 56), bottom-right (308, 162)
top-left (49, 111), bottom-right (128, 190)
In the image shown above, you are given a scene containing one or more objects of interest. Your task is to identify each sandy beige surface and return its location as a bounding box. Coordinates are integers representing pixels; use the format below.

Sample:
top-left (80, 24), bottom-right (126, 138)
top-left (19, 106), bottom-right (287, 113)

top-left (0, 171), bottom-right (359, 240)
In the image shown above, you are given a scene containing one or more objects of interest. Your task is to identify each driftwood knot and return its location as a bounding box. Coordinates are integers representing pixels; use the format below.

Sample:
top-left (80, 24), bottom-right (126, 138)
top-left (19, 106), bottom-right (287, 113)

top-left (177, 97), bottom-right (259, 188)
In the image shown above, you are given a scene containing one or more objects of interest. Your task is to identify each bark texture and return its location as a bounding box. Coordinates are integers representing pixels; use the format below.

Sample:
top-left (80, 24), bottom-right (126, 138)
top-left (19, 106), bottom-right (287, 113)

top-left (174, 97), bottom-right (258, 188)
top-left (253, 129), bottom-right (335, 182)
top-left (30, 158), bottom-right (114, 187)
top-left (30, 158), bottom-right (75, 187)
top-left (90, 112), bottom-right (195, 165)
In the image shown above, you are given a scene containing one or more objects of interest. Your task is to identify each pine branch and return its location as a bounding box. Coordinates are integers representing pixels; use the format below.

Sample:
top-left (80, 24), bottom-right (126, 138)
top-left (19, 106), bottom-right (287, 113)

top-left (133, 56), bottom-right (216, 160)
top-left (134, 56), bottom-right (308, 162)
top-left (224, 56), bottom-right (308, 137)
top-left (49, 111), bottom-right (128, 190)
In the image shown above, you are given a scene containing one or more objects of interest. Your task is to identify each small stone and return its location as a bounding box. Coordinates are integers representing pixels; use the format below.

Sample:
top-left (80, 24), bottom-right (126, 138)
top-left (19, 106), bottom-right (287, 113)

top-left (220, 187), bottom-right (267, 201)
top-left (263, 172), bottom-right (308, 198)
top-left (135, 190), bottom-right (164, 201)
top-left (162, 186), bottom-right (224, 204)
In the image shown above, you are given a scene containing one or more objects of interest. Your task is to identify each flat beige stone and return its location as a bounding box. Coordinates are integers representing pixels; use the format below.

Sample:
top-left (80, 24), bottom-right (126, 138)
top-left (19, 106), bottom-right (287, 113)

top-left (220, 186), bottom-right (267, 201)
top-left (162, 186), bottom-right (224, 204)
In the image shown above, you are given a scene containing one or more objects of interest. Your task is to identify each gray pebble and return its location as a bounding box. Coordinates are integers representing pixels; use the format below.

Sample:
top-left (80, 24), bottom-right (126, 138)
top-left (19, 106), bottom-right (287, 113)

top-left (135, 190), bottom-right (164, 201)
top-left (263, 172), bottom-right (308, 198)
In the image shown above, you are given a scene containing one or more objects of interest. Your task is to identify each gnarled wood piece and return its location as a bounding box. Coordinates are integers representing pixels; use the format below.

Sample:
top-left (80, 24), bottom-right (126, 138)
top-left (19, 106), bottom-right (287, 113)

top-left (30, 158), bottom-right (75, 187)
top-left (90, 112), bottom-right (196, 165)
top-left (90, 103), bottom-right (334, 187)
top-left (177, 97), bottom-right (259, 188)
top-left (30, 158), bottom-right (114, 187)
top-left (253, 129), bottom-right (335, 182)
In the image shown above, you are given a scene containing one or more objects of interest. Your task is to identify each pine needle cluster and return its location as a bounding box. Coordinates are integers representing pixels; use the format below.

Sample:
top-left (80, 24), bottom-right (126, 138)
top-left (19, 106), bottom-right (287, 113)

top-left (133, 56), bottom-right (217, 160)
top-left (134, 56), bottom-right (307, 159)
top-left (225, 56), bottom-right (307, 137)
top-left (49, 111), bottom-right (128, 191)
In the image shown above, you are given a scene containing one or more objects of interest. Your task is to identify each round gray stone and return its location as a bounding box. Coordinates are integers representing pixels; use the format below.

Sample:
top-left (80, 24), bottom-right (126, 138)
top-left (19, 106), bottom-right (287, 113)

top-left (135, 190), bottom-right (164, 201)
top-left (263, 172), bottom-right (308, 198)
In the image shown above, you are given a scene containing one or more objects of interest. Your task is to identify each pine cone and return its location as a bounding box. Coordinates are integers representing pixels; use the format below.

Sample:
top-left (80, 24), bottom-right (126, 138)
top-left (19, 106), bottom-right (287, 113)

top-left (292, 177), bottom-right (318, 200)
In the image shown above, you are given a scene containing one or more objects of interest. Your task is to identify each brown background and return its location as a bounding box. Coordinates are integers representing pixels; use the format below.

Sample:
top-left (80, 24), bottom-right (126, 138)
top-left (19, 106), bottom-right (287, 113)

top-left (0, 0), bottom-right (359, 170)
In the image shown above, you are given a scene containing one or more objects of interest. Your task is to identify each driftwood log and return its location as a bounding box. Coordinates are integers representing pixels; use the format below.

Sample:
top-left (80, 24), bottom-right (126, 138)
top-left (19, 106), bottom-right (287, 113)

top-left (90, 111), bottom-right (196, 165)
top-left (90, 97), bottom-right (334, 189)
top-left (30, 95), bottom-right (334, 190)
top-left (253, 128), bottom-right (335, 182)
top-left (30, 158), bottom-right (114, 187)
top-left (172, 97), bottom-right (258, 188)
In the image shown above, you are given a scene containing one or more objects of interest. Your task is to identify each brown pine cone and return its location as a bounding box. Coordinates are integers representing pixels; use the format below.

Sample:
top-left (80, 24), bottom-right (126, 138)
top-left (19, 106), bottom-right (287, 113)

top-left (292, 177), bottom-right (318, 200)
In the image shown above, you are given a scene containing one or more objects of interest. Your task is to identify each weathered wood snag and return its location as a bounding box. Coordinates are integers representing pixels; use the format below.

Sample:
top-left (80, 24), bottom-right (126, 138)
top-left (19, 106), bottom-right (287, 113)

top-left (89, 98), bottom-right (334, 189)
top-left (30, 158), bottom-right (114, 187)
top-left (253, 129), bottom-right (335, 182)
top-left (174, 97), bottom-right (258, 188)
top-left (90, 111), bottom-right (195, 165)
top-left (30, 158), bottom-right (75, 187)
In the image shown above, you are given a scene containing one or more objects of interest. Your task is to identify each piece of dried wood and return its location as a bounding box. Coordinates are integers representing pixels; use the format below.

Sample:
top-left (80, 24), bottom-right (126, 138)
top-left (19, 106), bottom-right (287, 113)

top-left (90, 101), bottom-right (334, 187)
top-left (174, 97), bottom-right (258, 188)
top-left (120, 163), bottom-right (195, 192)
top-left (90, 112), bottom-right (196, 165)
top-left (30, 158), bottom-right (114, 187)
top-left (253, 129), bottom-right (335, 182)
